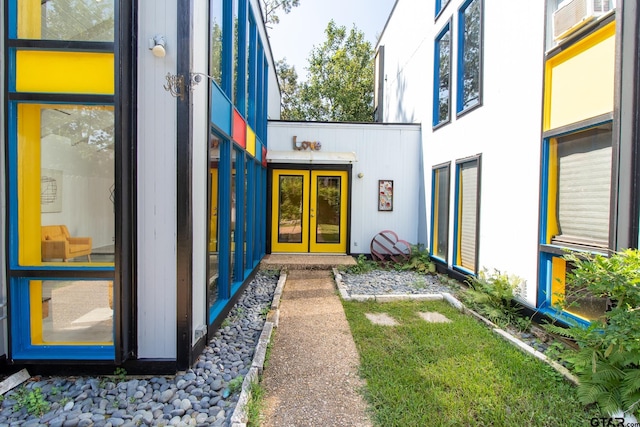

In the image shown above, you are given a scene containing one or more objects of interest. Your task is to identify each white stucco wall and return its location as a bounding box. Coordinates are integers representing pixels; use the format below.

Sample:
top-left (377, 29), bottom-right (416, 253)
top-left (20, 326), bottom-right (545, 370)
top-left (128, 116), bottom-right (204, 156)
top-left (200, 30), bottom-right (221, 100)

top-left (137, 0), bottom-right (178, 359)
top-left (378, 0), bottom-right (545, 305)
top-left (268, 121), bottom-right (424, 253)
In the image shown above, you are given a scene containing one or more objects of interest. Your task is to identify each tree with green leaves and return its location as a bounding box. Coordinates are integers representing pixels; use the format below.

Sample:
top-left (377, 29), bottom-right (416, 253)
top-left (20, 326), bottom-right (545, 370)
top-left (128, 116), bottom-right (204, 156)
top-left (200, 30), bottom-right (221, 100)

top-left (279, 20), bottom-right (374, 122)
top-left (261, 0), bottom-right (300, 27)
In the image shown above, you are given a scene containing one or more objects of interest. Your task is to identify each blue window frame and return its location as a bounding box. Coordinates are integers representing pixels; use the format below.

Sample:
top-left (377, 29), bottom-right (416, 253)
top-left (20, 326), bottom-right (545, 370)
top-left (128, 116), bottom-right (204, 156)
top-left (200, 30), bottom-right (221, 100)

top-left (452, 155), bottom-right (481, 274)
top-left (435, 0), bottom-right (451, 18)
top-left (456, 0), bottom-right (483, 116)
top-left (433, 21), bottom-right (452, 128)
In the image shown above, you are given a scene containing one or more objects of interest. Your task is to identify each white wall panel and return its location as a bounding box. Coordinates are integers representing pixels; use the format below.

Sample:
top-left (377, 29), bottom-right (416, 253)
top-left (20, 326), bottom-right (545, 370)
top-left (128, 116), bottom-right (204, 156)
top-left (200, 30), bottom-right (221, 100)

top-left (380, 0), bottom-right (545, 305)
top-left (191, 0), bottom-right (209, 343)
top-left (137, 0), bottom-right (178, 359)
top-left (268, 122), bottom-right (422, 253)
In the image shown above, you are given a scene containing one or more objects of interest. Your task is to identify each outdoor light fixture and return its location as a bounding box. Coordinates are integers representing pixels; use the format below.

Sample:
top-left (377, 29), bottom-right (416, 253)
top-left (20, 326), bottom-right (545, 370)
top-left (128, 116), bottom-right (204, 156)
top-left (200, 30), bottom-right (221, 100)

top-left (149, 35), bottom-right (166, 58)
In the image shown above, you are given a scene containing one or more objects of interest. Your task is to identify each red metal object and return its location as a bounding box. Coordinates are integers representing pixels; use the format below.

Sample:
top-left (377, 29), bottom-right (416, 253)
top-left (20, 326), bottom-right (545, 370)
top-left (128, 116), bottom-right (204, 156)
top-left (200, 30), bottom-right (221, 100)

top-left (370, 230), bottom-right (412, 263)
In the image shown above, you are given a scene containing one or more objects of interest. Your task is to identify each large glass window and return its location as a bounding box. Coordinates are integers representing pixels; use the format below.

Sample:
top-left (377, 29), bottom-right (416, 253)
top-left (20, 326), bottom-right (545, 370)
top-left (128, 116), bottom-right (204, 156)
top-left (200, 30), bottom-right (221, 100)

top-left (457, 0), bottom-right (483, 115)
top-left (454, 157), bottom-right (480, 273)
top-left (17, 0), bottom-right (114, 41)
top-left (433, 21), bottom-right (451, 128)
top-left (209, 0), bottom-right (223, 86)
top-left (208, 135), bottom-right (221, 311)
top-left (17, 104), bottom-right (115, 266)
top-left (431, 164), bottom-right (450, 262)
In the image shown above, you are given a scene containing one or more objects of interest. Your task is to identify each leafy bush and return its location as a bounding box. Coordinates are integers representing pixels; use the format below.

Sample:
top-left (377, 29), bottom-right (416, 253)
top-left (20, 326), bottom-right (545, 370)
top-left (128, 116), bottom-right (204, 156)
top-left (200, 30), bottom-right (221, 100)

top-left (345, 254), bottom-right (378, 274)
top-left (458, 268), bottom-right (528, 330)
top-left (13, 387), bottom-right (50, 417)
top-left (544, 249), bottom-right (640, 418)
top-left (394, 245), bottom-right (435, 274)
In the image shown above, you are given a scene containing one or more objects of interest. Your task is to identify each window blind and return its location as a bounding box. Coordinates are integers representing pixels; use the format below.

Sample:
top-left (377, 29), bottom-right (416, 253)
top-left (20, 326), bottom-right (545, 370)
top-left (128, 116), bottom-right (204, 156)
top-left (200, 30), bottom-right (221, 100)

top-left (554, 127), bottom-right (612, 248)
top-left (459, 161), bottom-right (478, 271)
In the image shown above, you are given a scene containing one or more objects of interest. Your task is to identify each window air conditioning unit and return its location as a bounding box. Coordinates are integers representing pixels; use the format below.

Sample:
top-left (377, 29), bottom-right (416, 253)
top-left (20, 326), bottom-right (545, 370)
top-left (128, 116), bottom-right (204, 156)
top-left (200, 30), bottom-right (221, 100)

top-left (553, 0), bottom-right (613, 41)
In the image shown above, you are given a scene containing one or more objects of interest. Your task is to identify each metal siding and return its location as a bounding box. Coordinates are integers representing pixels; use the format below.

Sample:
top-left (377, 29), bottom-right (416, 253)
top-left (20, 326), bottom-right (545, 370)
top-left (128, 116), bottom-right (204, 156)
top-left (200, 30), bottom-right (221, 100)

top-left (136, 0), bottom-right (178, 359)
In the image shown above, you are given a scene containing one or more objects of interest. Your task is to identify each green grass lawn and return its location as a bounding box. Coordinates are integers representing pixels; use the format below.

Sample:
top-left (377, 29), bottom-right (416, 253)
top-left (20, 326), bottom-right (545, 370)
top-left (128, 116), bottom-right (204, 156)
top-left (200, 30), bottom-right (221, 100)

top-left (343, 299), bottom-right (600, 427)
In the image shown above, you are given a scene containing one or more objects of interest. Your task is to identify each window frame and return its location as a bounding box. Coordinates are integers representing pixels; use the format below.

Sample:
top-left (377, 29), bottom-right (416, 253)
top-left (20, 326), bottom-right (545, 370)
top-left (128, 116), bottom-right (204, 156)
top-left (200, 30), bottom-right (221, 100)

top-left (433, 20), bottom-right (452, 129)
top-left (452, 154), bottom-right (481, 275)
top-left (435, 0), bottom-right (451, 19)
top-left (456, 0), bottom-right (484, 117)
top-left (430, 162), bottom-right (451, 263)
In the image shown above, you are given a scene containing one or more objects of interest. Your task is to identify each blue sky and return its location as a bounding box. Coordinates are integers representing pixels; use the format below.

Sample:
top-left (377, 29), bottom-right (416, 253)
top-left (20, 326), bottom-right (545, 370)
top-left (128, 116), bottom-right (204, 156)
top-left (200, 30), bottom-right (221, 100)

top-left (266, 0), bottom-right (396, 80)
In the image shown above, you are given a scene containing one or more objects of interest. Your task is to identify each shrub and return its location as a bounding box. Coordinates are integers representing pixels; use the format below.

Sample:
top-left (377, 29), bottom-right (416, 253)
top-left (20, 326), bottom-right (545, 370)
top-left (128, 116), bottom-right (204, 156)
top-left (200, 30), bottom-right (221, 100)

top-left (544, 249), bottom-right (640, 418)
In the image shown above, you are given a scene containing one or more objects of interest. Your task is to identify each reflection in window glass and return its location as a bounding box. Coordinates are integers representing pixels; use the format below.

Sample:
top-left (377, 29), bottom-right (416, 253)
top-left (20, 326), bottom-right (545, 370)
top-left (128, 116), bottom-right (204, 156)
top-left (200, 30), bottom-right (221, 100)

top-left (278, 176), bottom-right (304, 243)
top-left (38, 280), bottom-right (113, 344)
top-left (434, 23), bottom-right (451, 127)
top-left (208, 136), bottom-right (221, 310)
top-left (39, 106), bottom-right (115, 264)
top-left (210, 0), bottom-right (223, 86)
top-left (18, 0), bottom-right (114, 41)
top-left (458, 0), bottom-right (482, 113)
top-left (435, 0), bottom-right (451, 16)
top-left (432, 166), bottom-right (450, 260)
top-left (232, 0), bottom-right (239, 104)
top-left (315, 176), bottom-right (341, 244)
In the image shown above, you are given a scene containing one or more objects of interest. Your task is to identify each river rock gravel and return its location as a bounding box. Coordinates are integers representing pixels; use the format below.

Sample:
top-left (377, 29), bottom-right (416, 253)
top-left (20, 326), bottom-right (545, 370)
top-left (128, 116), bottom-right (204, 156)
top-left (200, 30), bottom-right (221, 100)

top-left (0, 271), bottom-right (279, 427)
top-left (339, 270), bottom-right (458, 295)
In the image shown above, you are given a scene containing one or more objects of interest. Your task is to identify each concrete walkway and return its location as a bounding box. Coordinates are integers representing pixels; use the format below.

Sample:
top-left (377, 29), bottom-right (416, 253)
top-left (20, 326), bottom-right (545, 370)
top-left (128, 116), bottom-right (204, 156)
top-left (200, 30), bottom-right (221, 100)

top-left (260, 269), bottom-right (372, 427)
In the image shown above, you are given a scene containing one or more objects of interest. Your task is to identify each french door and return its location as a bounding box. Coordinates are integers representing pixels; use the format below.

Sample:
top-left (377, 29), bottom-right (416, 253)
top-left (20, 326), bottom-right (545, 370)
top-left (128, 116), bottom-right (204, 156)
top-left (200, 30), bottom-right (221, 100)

top-left (271, 169), bottom-right (348, 253)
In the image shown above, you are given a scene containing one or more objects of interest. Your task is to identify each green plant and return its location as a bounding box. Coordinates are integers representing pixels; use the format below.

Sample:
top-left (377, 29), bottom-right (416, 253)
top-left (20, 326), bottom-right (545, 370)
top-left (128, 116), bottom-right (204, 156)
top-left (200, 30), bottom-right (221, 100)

top-left (411, 278), bottom-right (427, 289)
top-left (114, 367), bottom-right (127, 382)
top-left (221, 318), bottom-right (232, 328)
top-left (59, 396), bottom-right (71, 406)
top-left (228, 375), bottom-right (244, 395)
top-left (395, 245), bottom-right (435, 274)
top-left (260, 306), bottom-right (270, 316)
top-left (458, 268), bottom-right (527, 330)
top-left (13, 387), bottom-right (50, 417)
top-left (346, 254), bottom-right (378, 274)
top-left (50, 386), bottom-right (60, 396)
top-left (246, 381), bottom-right (265, 426)
top-left (544, 249), bottom-right (640, 418)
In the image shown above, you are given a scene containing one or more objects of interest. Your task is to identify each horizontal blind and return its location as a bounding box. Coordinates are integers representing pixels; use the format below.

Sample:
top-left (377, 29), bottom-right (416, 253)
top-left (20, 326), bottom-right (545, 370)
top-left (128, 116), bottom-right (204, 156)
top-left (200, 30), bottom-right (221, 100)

top-left (460, 161), bottom-right (478, 271)
top-left (556, 128), bottom-right (611, 247)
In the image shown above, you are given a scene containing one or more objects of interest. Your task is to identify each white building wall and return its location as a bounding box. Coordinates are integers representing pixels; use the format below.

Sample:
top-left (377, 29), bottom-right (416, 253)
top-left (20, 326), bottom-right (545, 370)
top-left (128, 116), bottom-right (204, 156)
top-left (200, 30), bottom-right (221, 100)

top-left (191, 0), bottom-right (210, 344)
top-left (136, 0), bottom-right (178, 359)
top-left (379, 0), bottom-right (545, 305)
top-left (268, 122), bottom-right (424, 253)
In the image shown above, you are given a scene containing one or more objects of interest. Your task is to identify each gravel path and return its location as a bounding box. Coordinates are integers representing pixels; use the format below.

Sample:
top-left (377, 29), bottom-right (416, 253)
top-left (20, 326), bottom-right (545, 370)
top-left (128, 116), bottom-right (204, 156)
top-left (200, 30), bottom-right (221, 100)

top-left (0, 271), bottom-right (279, 427)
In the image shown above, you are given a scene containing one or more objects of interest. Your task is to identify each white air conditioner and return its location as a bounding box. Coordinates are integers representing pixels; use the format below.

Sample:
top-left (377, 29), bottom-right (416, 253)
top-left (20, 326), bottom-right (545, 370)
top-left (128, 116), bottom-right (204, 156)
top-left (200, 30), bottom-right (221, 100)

top-left (553, 0), bottom-right (613, 41)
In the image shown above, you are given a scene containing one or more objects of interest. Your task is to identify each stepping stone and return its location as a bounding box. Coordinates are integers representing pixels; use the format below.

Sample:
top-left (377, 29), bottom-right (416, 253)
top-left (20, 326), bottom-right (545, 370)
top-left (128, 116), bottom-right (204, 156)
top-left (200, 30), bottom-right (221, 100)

top-left (365, 313), bottom-right (399, 326)
top-left (418, 312), bottom-right (452, 323)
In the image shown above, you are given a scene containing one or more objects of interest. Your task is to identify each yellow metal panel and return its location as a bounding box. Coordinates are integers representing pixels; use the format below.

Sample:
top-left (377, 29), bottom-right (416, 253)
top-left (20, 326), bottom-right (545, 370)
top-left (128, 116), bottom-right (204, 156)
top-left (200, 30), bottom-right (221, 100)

top-left (546, 140), bottom-right (559, 243)
top-left (18, 0), bottom-right (41, 39)
top-left (551, 257), bottom-right (566, 306)
top-left (544, 22), bottom-right (615, 131)
top-left (17, 104), bottom-right (42, 266)
top-left (210, 169), bottom-right (219, 252)
top-left (16, 51), bottom-right (114, 95)
top-left (246, 127), bottom-right (256, 157)
top-left (433, 172), bottom-right (440, 255)
top-left (310, 171), bottom-right (348, 253)
top-left (29, 281), bottom-right (44, 344)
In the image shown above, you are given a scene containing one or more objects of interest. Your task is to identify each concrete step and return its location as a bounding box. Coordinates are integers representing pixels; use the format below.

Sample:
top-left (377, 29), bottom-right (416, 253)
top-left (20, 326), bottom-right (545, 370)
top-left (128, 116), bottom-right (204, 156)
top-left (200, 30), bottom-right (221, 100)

top-left (259, 254), bottom-right (356, 270)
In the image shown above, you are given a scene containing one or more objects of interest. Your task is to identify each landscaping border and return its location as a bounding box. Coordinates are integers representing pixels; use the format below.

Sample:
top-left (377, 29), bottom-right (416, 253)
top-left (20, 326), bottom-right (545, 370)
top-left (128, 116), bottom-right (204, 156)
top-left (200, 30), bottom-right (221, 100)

top-left (332, 268), bottom-right (579, 386)
top-left (230, 270), bottom-right (287, 427)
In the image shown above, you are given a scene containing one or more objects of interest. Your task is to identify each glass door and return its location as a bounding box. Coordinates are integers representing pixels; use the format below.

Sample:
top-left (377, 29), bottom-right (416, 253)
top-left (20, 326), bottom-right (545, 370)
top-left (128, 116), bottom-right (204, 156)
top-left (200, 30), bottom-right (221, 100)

top-left (271, 169), bottom-right (348, 253)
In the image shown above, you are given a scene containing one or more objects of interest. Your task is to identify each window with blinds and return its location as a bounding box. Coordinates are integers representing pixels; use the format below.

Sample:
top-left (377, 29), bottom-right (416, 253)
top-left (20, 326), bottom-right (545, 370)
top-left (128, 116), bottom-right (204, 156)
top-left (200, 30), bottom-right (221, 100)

top-left (552, 125), bottom-right (612, 249)
top-left (456, 158), bottom-right (480, 272)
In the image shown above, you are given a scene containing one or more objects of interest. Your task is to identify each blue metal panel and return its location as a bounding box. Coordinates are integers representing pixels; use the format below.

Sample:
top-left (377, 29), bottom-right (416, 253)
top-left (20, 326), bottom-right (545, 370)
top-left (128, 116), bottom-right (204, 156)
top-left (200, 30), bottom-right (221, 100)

top-left (211, 83), bottom-right (232, 136)
top-left (452, 163), bottom-right (461, 268)
top-left (217, 139), bottom-right (232, 305)
top-left (233, 150), bottom-right (246, 284)
top-left (8, 1), bottom-right (17, 39)
top-left (236, 0), bottom-right (248, 114)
